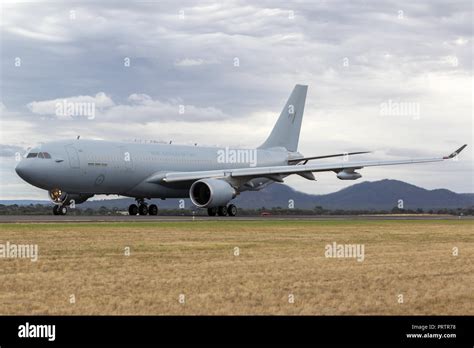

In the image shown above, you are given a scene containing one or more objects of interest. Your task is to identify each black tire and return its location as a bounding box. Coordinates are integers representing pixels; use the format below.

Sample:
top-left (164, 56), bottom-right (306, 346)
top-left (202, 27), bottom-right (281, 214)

top-left (53, 205), bottom-right (60, 215)
top-left (149, 204), bottom-right (158, 216)
top-left (217, 206), bottom-right (228, 216)
top-left (207, 207), bottom-right (217, 216)
top-left (59, 206), bottom-right (68, 215)
top-left (138, 204), bottom-right (148, 216)
top-left (128, 204), bottom-right (138, 216)
top-left (227, 204), bottom-right (237, 216)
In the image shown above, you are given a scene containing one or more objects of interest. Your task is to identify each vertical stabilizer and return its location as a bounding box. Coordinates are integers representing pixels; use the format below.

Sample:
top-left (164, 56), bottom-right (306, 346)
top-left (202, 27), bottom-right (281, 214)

top-left (259, 84), bottom-right (308, 152)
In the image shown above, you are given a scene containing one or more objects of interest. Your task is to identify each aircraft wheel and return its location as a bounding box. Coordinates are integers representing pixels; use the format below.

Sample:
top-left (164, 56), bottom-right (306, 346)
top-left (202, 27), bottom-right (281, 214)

top-left (58, 206), bottom-right (68, 215)
top-left (53, 205), bottom-right (60, 215)
top-left (227, 204), bottom-right (237, 217)
top-left (149, 204), bottom-right (158, 216)
top-left (128, 204), bottom-right (138, 216)
top-left (217, 206), bottom-right (228, 216)
top-left (207, 207), bottom-right (217, 216)
top-left (138, 204), bottom-right (148, 216)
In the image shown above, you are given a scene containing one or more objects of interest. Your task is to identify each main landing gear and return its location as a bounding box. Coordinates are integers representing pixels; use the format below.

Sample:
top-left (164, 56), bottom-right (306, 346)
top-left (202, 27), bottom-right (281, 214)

top-left (207, 204), bottom-right (237, 217)
top-left (128, 199), bottom-right (158, 216)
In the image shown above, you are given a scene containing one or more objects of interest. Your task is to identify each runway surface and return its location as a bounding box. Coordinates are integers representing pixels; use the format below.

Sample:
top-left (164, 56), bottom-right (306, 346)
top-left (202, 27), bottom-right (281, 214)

top-left (0, 214), bottom-right (470, 223)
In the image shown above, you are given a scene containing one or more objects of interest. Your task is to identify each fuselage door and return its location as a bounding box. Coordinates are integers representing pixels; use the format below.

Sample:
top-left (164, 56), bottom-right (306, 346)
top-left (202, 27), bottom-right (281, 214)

top-left (65, 145), bottom-right (80, 169)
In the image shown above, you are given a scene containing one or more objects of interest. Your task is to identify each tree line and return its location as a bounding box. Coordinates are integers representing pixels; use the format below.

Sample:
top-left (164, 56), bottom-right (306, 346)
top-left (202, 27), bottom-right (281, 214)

top-left (0, 204), bottom-right (472, 216)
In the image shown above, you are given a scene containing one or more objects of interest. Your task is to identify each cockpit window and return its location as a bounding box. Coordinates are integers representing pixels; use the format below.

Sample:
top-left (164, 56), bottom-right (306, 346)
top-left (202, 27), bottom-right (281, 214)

top-left (26, 152), bottom-right (51, 159)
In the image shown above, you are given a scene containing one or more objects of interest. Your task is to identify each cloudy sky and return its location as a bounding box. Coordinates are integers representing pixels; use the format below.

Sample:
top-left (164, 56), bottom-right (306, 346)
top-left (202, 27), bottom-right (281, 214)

top-left (0, 0), bottom-right (472, 200)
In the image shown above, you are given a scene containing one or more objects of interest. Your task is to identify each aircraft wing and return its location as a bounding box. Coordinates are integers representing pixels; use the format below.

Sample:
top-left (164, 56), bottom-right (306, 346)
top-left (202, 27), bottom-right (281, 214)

top-left (147, 145), bottom-right (467, 184)
top-left (288, 151), bottom-right (371, 164)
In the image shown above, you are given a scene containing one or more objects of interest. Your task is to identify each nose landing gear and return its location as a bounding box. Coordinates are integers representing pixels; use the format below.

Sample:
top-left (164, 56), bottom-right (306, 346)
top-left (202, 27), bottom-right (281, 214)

top-left (52, 205), bottom-right (68, 215)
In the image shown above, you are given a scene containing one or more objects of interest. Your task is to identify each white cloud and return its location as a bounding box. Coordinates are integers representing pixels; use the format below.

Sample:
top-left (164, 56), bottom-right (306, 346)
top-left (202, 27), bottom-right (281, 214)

top-left (27, 92), bottom-right (115, 120)
top-left (5, 26), bottom-right (70, 43)
top-left (454, 37), bottom-right (469, 46)
top-left (100, 95), bottom-right (229, 123)
top-left (127, 93), bottom-right (153, 103)
top-left (174, 58), bottom-right (205, 67)
top-left (25, 92), bottom-right (230, 123)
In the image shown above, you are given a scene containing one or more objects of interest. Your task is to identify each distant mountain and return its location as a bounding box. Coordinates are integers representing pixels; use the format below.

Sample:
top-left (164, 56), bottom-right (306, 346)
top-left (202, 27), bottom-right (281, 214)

top-left (234, 179), bottom-right (474, 210)
top-left (0, 200), bottom-right (47, 205)
top-left (307, 179), bottom-right (474, 210)
top-left (1, 180), bottom-right (473, 210)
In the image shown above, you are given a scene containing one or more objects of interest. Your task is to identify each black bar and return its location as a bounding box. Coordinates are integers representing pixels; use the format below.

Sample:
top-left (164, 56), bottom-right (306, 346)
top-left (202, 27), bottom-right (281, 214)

top-left (0, 316), bottom-right (472, 346)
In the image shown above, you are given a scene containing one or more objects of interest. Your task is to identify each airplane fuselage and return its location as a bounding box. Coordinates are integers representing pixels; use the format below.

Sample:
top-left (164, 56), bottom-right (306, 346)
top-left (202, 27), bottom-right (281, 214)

top-left (16, 139), bottom-right (290, 199)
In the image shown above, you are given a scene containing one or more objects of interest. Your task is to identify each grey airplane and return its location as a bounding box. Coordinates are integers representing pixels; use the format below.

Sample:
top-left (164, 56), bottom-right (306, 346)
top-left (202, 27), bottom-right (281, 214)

top-left (15, 85), bottom-right (467, 216)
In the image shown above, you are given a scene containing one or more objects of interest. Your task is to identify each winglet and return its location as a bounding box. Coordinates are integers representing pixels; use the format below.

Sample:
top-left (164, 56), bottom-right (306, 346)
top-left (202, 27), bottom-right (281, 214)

top-left (444, 144), bottom-right (468, 159)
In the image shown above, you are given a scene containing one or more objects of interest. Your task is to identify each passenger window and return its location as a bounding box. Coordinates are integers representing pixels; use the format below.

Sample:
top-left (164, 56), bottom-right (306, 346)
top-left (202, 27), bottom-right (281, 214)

top-left (43, 152), bottom-right (51, 159)
top-left (26, 152), bottom-right (38, 158)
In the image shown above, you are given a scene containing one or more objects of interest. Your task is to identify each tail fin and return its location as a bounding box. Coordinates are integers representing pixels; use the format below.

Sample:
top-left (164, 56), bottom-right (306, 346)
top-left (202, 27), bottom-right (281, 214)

top-left (259, 84), bottom-right (308, 152)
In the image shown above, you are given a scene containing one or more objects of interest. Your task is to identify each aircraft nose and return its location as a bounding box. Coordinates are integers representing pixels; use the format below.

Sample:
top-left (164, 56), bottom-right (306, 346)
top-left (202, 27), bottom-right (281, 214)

top-left (15, 160), bottom-right (32, 182)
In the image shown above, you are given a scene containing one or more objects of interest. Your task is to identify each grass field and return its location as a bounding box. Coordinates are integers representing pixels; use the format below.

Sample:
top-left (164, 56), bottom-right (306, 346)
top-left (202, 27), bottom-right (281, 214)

top-left (0, 220), bottom-right (472, 315)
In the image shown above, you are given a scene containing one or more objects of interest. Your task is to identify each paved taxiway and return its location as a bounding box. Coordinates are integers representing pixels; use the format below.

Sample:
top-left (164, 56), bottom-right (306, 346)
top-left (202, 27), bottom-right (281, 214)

top-left (0, 214), bottom-right (470, 223)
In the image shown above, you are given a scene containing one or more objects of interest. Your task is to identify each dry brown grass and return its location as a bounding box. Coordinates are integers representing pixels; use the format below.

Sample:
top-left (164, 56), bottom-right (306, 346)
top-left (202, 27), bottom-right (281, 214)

top-left (0, 220), bottom-right (472, 315)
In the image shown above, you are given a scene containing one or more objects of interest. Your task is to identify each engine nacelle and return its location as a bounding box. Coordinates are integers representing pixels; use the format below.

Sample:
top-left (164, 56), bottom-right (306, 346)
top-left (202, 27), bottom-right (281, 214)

top-left (190, 179), bottom-right (236, 208)
top-left (49, 189), bottom-right (92, 205)
top-left (336, 170), bottom-right (362, 180)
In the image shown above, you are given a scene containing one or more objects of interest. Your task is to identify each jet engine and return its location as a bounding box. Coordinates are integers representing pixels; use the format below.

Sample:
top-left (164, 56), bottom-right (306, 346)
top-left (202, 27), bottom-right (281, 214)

top-left (48, 188), bottom-right (92, 205)
top-left (336, 169), bottom-right (362, 180)
top-left (189, 179), bottom-right (236, 208)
